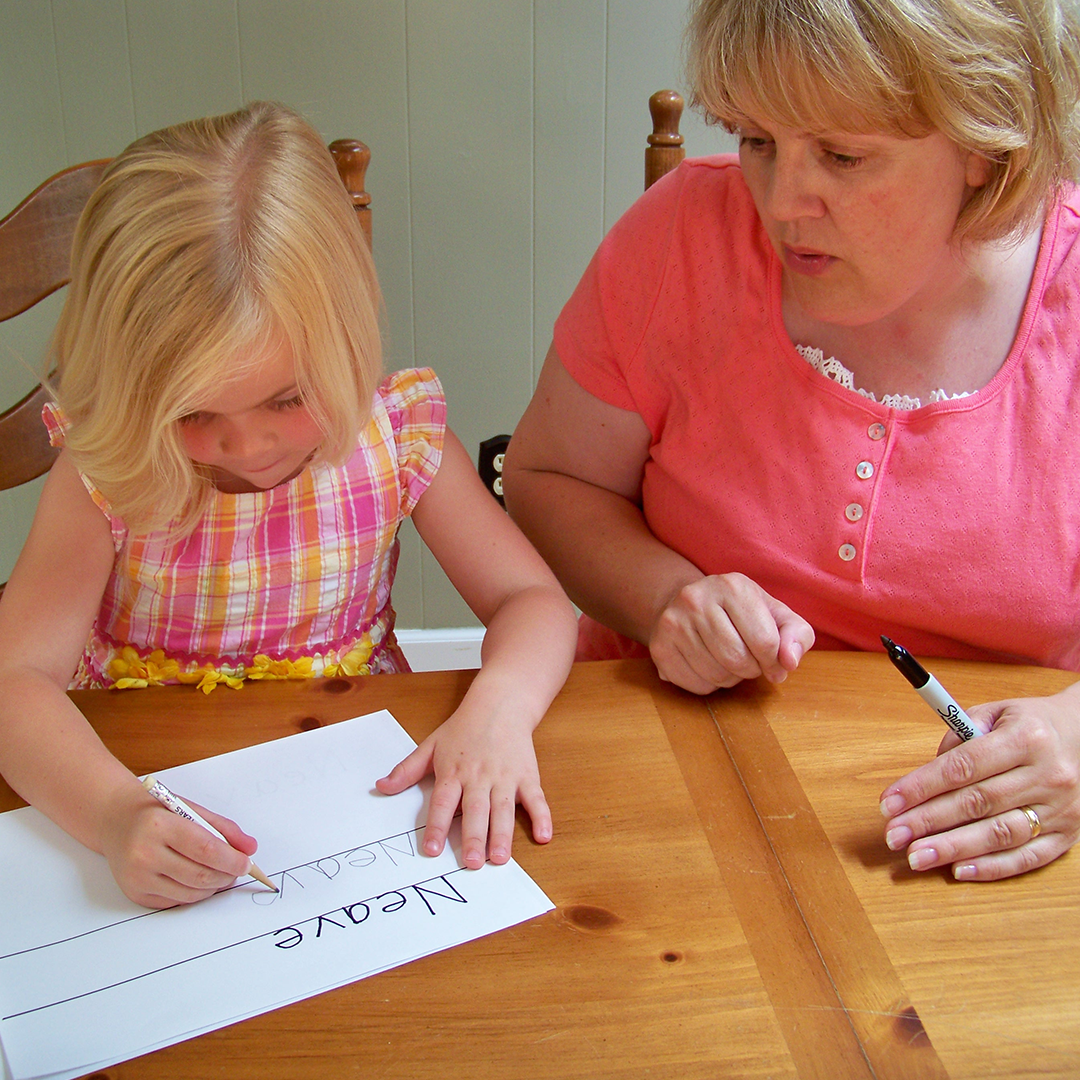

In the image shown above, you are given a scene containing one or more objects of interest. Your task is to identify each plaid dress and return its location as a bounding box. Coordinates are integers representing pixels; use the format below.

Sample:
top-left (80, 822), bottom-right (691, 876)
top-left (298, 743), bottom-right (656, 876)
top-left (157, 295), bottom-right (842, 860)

top-left (44, 368), bottom-right (445, 691)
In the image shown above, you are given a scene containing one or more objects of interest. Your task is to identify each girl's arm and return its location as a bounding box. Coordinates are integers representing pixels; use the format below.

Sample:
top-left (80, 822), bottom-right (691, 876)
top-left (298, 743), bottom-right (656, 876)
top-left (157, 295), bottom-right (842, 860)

top-left (502, 343), bottom-right (814, 694)
top-left (376, 428), bottom-right (578, 869)
top-left (0, 453), bottom-right (254, 906)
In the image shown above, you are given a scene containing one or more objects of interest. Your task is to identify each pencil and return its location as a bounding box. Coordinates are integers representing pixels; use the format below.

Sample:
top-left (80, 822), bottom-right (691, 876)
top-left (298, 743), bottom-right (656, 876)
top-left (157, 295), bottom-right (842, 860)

top-left (141, 775), bottom-right (278, 892)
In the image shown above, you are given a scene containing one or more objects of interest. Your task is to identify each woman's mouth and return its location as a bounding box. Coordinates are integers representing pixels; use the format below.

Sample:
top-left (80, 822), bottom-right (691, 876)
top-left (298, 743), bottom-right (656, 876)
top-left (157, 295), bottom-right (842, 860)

top-left (783, 245), bottom-right (836, 276)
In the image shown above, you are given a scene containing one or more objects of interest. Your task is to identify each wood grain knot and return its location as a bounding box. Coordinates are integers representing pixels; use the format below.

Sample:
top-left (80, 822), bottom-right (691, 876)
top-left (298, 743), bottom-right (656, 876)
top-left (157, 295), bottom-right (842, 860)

top-left (564, 904), bottom-right (621, 932)
top-left (895, 1004), bottom-right (930, 1046)
top-left (661, 950), bottom-right (683, 964)
top-left (322, 678), bottom-right (354, 694)
top-left (297, 716), bottom-right (323, 731)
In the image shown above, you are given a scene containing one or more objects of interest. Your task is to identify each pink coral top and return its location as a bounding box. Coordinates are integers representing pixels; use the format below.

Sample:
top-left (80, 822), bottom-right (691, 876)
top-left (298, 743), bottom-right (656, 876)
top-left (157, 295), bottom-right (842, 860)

top-left (45, 367), bottom-right (445, 689)
top-left (556, 156), bottom-right (1080, 670)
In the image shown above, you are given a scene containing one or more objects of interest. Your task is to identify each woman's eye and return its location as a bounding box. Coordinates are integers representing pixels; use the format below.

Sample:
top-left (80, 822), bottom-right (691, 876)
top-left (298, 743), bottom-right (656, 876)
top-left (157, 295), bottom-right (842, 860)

top-left (825, 149), bottom-right (863, 169)
top-left (271, 394), bottom-right (305, 412)
top-left (739, 135), bottom-right (773, 153)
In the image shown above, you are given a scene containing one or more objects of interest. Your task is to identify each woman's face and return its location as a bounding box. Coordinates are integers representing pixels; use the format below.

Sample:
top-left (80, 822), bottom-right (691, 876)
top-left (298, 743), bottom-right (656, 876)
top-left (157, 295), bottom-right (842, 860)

top-left (736, 115), bottom-right (991, 328)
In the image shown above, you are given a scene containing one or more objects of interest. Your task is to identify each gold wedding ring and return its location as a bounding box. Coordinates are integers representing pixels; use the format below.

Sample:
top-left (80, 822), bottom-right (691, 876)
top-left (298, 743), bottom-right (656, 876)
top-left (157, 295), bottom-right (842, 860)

top-left (1019, 805), bottom-right (1042, 840)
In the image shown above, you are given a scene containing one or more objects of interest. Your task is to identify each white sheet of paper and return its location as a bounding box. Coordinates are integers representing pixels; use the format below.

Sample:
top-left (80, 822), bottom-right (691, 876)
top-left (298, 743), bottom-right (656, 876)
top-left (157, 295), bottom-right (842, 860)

top-left (0, 710), bottom-right (553, 1080)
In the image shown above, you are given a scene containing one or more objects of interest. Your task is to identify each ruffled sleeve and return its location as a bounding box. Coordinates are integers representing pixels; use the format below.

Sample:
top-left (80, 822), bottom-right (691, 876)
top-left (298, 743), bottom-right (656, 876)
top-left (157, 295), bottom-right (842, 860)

top-left (41, 402), bottom-right (128, 551)
top-left (376, 367), bottom-right (447, 516)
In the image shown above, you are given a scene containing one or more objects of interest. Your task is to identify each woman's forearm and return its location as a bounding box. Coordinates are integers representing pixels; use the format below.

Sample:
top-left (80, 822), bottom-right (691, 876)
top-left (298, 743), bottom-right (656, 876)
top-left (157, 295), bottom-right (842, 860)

top-left (503, 464), bottom-right (703, 646)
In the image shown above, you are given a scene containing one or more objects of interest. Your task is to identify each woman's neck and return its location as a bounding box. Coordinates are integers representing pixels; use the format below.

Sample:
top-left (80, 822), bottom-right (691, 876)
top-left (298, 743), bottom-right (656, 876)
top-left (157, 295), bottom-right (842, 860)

top-left (782, 227), bottom-right (1042, 402)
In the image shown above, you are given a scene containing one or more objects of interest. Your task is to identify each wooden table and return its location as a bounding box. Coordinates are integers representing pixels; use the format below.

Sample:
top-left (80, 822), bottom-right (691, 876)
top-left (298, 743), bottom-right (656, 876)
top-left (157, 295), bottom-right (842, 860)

top-left (2, 654), bottom-right (1077, 1079)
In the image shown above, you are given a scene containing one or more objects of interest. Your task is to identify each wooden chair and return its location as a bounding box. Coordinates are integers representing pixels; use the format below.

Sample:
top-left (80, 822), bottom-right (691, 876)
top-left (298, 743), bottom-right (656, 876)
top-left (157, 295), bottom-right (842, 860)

top-left (0, 137), bottom-right (371, 595)
top-left (478, 89), bottom-right (686, 505)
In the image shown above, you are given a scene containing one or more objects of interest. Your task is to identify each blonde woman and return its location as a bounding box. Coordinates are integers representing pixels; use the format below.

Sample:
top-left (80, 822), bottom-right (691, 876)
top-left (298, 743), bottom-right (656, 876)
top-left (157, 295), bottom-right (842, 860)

top-left (505, 0), bottom-right (1080, 879)
top-left (0, 102), bottom-right (576, 908)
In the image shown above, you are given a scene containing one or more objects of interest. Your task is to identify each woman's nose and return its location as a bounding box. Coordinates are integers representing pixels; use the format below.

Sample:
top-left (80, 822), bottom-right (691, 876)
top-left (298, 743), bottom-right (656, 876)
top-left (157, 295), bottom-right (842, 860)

top-left (764, 151), bottom-right (826, 221)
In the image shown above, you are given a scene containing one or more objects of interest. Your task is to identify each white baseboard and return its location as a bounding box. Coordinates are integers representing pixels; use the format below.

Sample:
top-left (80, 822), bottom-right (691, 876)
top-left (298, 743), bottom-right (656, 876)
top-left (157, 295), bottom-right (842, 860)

top-left (395, 627), bottom-right (485, 672)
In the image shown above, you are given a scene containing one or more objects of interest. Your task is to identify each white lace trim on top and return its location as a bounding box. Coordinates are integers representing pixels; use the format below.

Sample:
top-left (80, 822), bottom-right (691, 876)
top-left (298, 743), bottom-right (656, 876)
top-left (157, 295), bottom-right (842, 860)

top-left (795, 344), bottom-right (973, 411)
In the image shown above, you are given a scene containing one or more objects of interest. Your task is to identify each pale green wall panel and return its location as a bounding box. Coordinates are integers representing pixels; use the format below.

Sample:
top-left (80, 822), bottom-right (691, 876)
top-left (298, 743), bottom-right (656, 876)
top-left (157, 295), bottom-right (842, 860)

top-left (51, 0), bottom-right (136, 161)
top-left (533, 0), bottom-right (607, 380)
top-left (405, 0), bottom-right (535, 627)
top-left (604, 0), bottom-right (733, 233)
top-left (126, 0), bottom-right (243, 133)
top-left (0, 3), bottom-right (65, 200)
top-left (0, 476), bottom-right (45, 585)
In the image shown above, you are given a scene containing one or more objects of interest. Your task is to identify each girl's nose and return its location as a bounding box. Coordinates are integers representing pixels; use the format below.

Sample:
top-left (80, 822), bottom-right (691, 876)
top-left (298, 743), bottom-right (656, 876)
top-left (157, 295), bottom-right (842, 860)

top-left (217, 416), bottom-right (274, 459)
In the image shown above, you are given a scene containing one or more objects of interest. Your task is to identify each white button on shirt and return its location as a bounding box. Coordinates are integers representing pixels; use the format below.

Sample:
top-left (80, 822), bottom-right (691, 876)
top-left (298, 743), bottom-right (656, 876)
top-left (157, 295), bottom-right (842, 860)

top-left (845, 503), bottom-right (864, 522)
top-left (868, 423), bottom-right (886, 441)
top-left (838, 544), bottom-right (857, 561)
top-left (856, 461), bottom-right (874, 479)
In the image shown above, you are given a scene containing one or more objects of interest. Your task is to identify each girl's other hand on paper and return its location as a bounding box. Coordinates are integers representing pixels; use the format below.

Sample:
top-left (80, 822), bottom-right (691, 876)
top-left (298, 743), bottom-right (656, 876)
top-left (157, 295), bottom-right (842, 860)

top-left (880, 687), bottom-right (1080, 880)
top-left (100, 783), bottom-right (258, 907)
top-left (376, 707), bottom-right (551, 871)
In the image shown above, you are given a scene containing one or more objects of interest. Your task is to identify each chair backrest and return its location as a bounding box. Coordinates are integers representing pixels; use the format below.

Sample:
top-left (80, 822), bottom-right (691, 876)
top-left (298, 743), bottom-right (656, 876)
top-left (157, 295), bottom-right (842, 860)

top-left (0, 138), bottom-right (372, 495)
top-left (478, 89), bottom-right (687, 505)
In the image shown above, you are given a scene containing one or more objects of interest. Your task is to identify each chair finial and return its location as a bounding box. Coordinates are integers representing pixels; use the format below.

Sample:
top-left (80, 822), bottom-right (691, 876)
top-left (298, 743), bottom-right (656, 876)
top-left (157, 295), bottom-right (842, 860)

top-left (329, 139), bottom-right (372, 246)
top-left (645, 91), bottom-right (685, 190)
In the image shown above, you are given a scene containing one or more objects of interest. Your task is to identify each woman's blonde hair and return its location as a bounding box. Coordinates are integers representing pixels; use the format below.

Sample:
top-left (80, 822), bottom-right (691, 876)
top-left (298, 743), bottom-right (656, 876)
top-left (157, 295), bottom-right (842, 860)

top-left (52, 100), bottom-right (382, 532)
top-left (687, 0), bottom-right (1080, 240)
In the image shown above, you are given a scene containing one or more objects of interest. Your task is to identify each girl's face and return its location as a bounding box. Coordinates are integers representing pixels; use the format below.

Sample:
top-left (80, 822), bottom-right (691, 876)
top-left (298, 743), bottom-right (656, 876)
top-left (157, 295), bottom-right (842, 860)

top-left (735, 115), bottom-right (991, 328)
top-left (179, 341), bottom-right (324, 493)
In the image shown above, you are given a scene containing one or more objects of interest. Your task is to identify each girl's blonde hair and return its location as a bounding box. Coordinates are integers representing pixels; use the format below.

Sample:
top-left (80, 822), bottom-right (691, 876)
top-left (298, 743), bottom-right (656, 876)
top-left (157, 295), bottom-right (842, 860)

top-left (687, 0), bottom-right (1080, 241)
top-left (53, 100), bottom-right (382, 532)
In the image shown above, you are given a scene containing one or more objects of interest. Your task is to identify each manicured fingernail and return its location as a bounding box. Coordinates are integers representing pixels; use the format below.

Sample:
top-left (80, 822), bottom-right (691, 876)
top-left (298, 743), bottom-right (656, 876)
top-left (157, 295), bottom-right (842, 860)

top-left (886, 826), bottom-right (912, 851)
top-left (880, 794), bottom-right (905, 817)
top-left (908, 848), bottom-right (937, 871)
top-left (953, 864), bottom-right (977, 880)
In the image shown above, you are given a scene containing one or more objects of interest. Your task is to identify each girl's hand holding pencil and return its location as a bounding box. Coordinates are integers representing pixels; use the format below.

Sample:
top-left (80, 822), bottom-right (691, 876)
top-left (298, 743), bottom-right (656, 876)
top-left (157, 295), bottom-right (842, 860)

top-left (98, 776), bottom-right (265, 909)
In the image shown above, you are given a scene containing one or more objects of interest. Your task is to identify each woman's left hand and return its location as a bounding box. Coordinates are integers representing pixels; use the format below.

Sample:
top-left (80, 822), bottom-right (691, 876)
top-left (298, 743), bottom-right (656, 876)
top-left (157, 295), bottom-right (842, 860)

top-left (880, 685), bottom-right (1080, 880)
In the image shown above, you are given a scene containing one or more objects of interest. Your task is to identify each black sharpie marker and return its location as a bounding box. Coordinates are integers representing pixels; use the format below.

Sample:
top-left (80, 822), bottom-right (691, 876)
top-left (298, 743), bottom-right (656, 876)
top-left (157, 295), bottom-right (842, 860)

top-left (880, 636), bottom-right (981, 742)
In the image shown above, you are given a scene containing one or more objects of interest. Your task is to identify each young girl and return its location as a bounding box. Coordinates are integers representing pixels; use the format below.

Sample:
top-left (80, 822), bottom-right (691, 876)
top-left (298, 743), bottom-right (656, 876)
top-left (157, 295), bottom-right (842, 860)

top-left (0, 102), bottom-right (577, 909)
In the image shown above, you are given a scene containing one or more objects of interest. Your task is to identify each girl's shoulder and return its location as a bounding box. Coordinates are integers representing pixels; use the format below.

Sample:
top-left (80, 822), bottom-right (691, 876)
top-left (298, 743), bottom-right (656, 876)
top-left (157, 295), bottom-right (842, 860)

top-left (372, 366), bottom-right (447, 441)
top-left (40, 402), bottom-right (128, 550)
top-left (375, 366), bottom-right (445, 409)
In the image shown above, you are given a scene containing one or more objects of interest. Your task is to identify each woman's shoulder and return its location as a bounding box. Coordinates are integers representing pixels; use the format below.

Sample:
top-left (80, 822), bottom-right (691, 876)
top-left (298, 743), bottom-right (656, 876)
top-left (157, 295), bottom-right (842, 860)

top-left (629, 153), bottom-right (757, 221)
top-left (601, 152), bottom-right (765, 270)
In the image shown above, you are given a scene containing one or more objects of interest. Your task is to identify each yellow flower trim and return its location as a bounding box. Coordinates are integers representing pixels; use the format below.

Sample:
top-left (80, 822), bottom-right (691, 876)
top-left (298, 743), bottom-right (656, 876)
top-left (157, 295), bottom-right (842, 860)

top-left (323, 635), bottom-right (374, 678)
top-left (108, 647), bottom-right (181, 689)
top-left (107, 635), bottom-right (375, 693)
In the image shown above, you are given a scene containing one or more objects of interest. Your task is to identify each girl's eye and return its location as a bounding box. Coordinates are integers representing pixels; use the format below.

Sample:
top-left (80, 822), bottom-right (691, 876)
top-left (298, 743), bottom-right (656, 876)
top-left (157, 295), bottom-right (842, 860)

top-left (271, 394), bottom-right (305, 412)
top-left (178, 411), bottom-right (208, 426)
